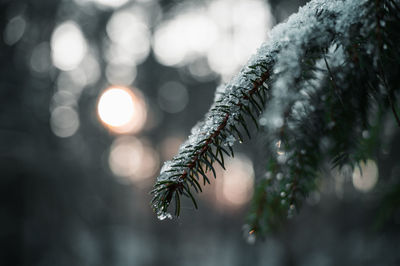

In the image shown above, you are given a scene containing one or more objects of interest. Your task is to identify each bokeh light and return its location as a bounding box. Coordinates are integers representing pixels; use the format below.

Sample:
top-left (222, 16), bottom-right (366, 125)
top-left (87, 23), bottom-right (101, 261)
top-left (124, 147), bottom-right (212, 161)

top-left (352, 159), bottom-right (379, 192)
top-left (152, 0), bottom-right (273, 78)
top-left (51, 21), bottom-right (88, 71)
top-left (187, 58), bottom-right (217, 81)
top-left (50, 91), bottom-right (77, 111)
top-left (54, 52), bottom-right (101, 100)
top-left (97, 87), bottom-right (147, 134)
top-left (153, 11), bottom-right (218, 66)
top-left (215, 154), bottom-right (255, 208)
top-left (4, 15), bottom-right (26, 46)
top-left (106, 10), bottom-right (151, 66)
top-left (109, 136), bottom-right (159, 183)
top-left (106, 63), bottom-right (137, 86)
top-left (50, 106), bottom-right (80, 138)
top-left (157, 81), bottom-right (188, 114)
top-left (57, 70), bottom-right (86, 97)
top-left (99, 88), bottom-right (135, 127)
top-left (80, 53), bottom-right (101, 86)
top-left (30, 42), bottom-right (52, 74)
top-left (74, 0), bottom-right (129, 9)
top-left (159, 135), bottom-right (185, 161)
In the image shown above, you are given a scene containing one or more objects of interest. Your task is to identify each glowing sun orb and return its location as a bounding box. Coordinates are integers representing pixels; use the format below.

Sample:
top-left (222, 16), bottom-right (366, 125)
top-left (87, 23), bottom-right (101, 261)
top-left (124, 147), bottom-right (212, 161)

top-left (97, 87), bottom-right (146, 134)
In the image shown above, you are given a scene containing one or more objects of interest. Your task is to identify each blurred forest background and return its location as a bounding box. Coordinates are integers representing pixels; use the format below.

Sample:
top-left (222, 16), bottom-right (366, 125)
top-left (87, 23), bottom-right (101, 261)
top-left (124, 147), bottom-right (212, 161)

top-left (1, 0), bottom-right (400, 265)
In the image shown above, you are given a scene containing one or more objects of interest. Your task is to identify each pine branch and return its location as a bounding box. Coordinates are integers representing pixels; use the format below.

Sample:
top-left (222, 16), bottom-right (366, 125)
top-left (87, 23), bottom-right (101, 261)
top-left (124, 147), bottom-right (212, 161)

top-left (151, 67), bottom-right (271, 218)
top-left (246, 0), bottom-right (400, 236)
top-left (151, 0), bottom-right (400, 238)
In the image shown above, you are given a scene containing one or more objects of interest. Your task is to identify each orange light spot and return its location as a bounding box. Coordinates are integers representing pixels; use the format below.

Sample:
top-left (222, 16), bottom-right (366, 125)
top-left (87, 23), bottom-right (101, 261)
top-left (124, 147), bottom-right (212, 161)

top-left (97, 86), bottom-right (146, 134)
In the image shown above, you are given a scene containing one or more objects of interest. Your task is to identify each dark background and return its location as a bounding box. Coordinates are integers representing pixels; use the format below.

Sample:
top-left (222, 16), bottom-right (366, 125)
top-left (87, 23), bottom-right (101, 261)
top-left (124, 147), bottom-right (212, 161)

top-left (1, 0), bottom-right (399, 265)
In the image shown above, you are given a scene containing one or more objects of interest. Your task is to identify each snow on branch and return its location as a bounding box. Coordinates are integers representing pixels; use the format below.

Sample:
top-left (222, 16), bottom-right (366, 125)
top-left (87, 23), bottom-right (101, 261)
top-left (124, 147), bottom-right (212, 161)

top-left (151, 0), bottom-right (371, 220)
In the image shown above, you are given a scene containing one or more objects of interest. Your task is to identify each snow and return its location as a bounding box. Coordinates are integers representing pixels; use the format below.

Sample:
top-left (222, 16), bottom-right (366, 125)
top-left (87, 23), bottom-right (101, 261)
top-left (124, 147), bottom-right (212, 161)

top-left (153, 0), bottom-right (371, 213)
top-left (157, 211), bottom-right (172, 221)
top-left (224, 135), bottom-right (236, 147)
top-left (261, 0), bottom-right (368, 133)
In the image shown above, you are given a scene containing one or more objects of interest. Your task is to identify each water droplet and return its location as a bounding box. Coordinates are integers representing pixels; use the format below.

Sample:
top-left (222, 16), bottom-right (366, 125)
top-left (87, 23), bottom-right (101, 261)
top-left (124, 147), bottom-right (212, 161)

top-left (300, 149), bottom-right (306, 155)
top-left (277, 150), bottom-right (285, 156)
top-left (264, 171), bottom-right (272, 180)
top-left (280, 191), bottom-right (286, 197)
top-left (362, 130), bottom-right (370, 139)
top-left (271, 117), bottom-right (284, 128)
top-left (287, 204), bottom-right (296, 219)
top-left (277, 154), bottom-right (287, 164)
top-left (246, 232), bottom-right (256, 244)
top-left (259, 117), bottom-right (268, 126)
top-left (327, 121), bottom-right (335, 129)
top-left (276, 140), bottom-right (281, 148)
top-left (276, 173), bottom-right (283, 181)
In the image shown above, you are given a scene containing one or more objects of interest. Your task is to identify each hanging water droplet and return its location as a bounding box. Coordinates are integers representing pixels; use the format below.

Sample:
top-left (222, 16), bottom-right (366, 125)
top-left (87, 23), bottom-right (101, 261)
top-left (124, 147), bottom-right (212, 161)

top-left (287, 204), bottom-right (296, 219)
top-left (280, 191), bottom-right (286, 197)
top-left (246, 232), bottom-right (256, 244)
top-left (276, 140), bottom-right (281, 148)
top-left (277, 150), bottom-right (285, 156)
top-left (277, 154), bottom-right (287, 164)
top-left (300, 149), bottom-right (306, 155)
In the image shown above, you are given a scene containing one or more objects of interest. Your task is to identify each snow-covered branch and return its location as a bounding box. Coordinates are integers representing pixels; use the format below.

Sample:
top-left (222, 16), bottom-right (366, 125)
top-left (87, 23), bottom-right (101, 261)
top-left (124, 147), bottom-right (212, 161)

top-left (151, 0), bottom-right (400, 235)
